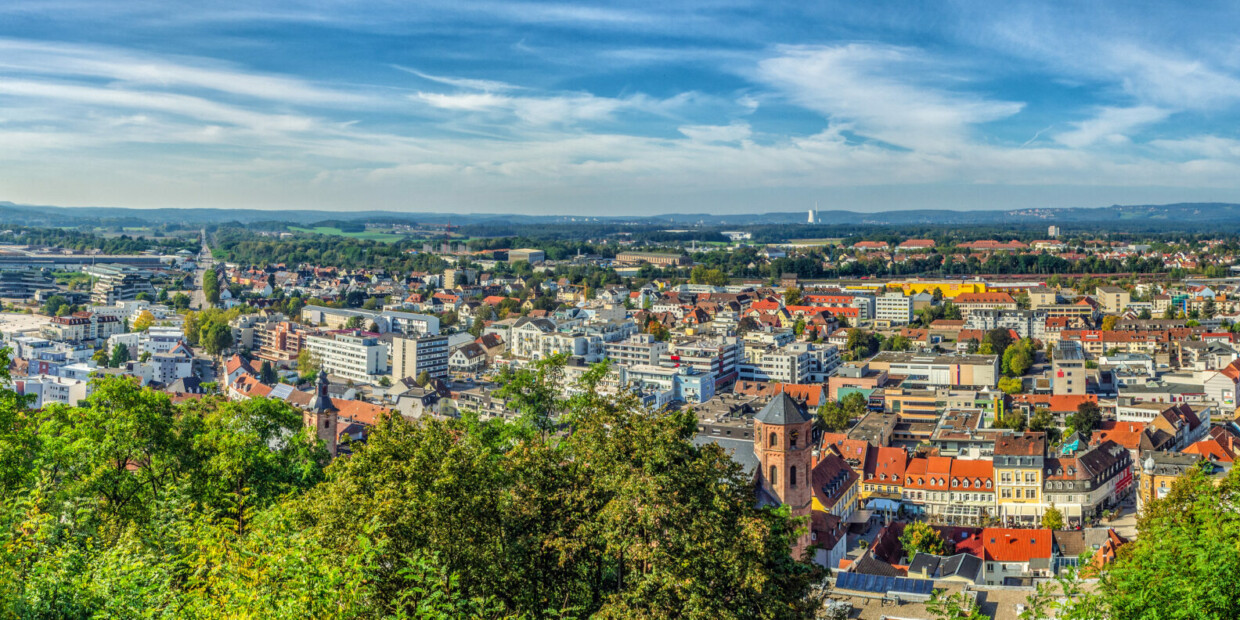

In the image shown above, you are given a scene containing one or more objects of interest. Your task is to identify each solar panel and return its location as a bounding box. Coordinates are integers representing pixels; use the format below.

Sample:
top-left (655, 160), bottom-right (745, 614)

top-left (835, 573), bottom-right (934, 596)
top-left (268, 384), bottom-right (294, 400)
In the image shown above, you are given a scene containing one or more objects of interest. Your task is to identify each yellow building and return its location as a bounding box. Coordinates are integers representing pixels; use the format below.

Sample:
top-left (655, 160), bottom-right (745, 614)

top-left (993, 432), bottom-right (1046, 526)
top-left (888, 280), bottom-right (988, 298)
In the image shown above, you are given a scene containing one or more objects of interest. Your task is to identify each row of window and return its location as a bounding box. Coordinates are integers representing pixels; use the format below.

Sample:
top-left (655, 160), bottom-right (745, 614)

top-left (1000, 488), bottom-right (1038, 499)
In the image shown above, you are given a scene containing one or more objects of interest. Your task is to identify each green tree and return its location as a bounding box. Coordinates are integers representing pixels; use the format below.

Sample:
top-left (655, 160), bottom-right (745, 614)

top-left (1069, 401), bottom-right (1102, 441)
top-left (200, 321), bottom-right (233, 356)
top-left (899, 521), bottom-right (946, 559)
top-left (983, 328), bottom-right (1013, 356)
top-left (839, 391), bottom-right (868, 419)
top-left (109, 342), bottom-right (130, 368)
top-left (997, 408), bottom-right (1027, 430)
top-left (345, 315), bottom-right (365, 329)
top-left (40, 294), bottom-right (67, 316)
top-left (203, 269), bottom-right (221, 304)
top-left (997, 376), bottom-right (1024, 395)
top-left (1028, 407), bottom-right (1061, 443)
top-left (817, 400), bottom-right (850, 432)
top-left (259, 360), bottom-right (277, 384)
top-left (1042, 505), bottom-right (1065, 530)
top-left (1099, 465), bottom-right (1240, 619)
top-left (926, 588), bottom-right (987, 619)
top-left (297, 348), bottom-right (321, 381)
top-left (295, 360), bottom-right (823, 618)
top-left (132, 309), bottom-right (156, 332)
top-left (783, 287), bottom-right (802, 306)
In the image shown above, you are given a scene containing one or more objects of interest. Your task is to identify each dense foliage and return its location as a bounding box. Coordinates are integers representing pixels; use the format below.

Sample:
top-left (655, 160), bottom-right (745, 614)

top-left (0, 355), bottom-right (823, 618)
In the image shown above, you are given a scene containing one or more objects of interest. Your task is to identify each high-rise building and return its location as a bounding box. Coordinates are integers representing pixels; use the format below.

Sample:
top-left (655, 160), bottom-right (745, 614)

top-left (1048, 225), bottom-right (1061, 238)
top-left (390, 334), bottom-right (449, 382)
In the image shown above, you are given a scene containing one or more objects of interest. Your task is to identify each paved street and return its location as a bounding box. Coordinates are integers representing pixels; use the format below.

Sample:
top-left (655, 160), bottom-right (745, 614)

top-left (190, 229), bottom-right (212, 310)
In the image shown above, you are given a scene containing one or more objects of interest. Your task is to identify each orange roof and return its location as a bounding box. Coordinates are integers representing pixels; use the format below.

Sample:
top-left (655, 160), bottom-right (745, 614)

top-left (1183, 438), bottom-right (1236, 463)
top-left (1010, 394), bottom-right (1098, 413)
top-left (950, 458), bottom-right (994, 487)
top-left (1094, 421), bottom-right (1145, 451)
top-left (863, 447), bottom-right (908, 484)
top-left (982, 528), bottom-right (1053, 563)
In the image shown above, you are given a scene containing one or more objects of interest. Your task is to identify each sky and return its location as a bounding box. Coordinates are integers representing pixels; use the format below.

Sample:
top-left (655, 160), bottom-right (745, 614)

top-left (3, 1), bottom-right (1240, 215)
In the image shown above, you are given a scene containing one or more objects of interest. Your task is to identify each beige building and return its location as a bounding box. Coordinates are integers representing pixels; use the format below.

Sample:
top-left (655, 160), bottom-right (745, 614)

top-left (865, 352), bottom-right (1000, 389)
top-left (1096, 286), bottom-right (1131, 314)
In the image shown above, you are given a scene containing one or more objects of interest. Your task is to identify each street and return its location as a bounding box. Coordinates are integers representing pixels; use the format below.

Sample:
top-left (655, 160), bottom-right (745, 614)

top-left (190, 228), bottom-right (212, 310)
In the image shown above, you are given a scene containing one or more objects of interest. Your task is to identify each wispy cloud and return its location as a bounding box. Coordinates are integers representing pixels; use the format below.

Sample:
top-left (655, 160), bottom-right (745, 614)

top-left (754, 44), bottom-right (1024, 151)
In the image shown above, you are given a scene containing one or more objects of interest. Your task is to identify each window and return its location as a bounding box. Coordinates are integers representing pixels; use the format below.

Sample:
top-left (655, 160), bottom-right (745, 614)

top-left (790, 466), bottom-right (798, 488)
top-left (769, 465), bottom-right (778, 487)
top-left (790, 430), bottom-right (799, 449)
top-left (1025, 489), bottom-right (1037, 499)
top-left (769, 432), bottom-right (777, 448)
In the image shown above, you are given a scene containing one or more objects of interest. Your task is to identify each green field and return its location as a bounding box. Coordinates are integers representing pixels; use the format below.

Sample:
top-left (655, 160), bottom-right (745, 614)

top-left (289, 226), bottom-right (408, 243)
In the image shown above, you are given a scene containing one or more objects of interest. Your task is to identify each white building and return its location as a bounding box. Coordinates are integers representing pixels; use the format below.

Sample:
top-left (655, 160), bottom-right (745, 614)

top-left (306, 332), bottom-right (390, 384)
top-left (603, 333), bottom-right (668, 367)
top-left (875, 292), bottom-right (913, 325)
top-left (14, 374), bottom-right (92, 407)
top-left (390, 334), bottom-right (449, 382)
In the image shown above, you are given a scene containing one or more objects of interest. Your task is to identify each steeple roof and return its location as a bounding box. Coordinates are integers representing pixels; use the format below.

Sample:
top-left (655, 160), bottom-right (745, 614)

top-left (755, 392), bottom-right (813, 425)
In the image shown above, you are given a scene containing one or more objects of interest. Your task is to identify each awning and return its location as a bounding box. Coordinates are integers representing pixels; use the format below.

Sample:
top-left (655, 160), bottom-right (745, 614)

top-left (867, 498), bottom-right (903, 512)
top-left (847, 510), bottom-right (874, 524)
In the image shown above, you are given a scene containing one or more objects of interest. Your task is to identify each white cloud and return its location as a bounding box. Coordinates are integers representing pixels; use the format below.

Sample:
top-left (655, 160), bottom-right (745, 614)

top-left (754, 44), bottom-right (1024, 151)
top-left (0, 38), bottom-right (371, 106)
top-left (1053, 106), bottom-right (1170, 148)
top-left (392, 66), bottom-right (519, 92)
top-left (678, 122), bottom-right (751, 143)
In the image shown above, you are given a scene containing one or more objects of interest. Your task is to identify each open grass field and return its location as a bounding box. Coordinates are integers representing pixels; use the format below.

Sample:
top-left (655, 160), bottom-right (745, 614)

top-left (289, 226), bottom-right (409, 243)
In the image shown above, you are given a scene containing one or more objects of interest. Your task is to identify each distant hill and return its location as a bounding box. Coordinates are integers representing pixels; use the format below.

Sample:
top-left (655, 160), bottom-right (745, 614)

top-left (1, 200), bottom-right (1239, 231)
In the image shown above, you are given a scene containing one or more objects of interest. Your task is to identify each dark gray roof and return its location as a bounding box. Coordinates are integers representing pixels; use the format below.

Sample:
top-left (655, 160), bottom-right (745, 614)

top-left (754, 392), bottom-right (813, 425)
top-left (693, 435), bottom-right (758, 474)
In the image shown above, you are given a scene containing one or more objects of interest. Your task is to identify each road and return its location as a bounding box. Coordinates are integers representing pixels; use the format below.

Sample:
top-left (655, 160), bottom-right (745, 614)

top-left (190, 229), bottom-right (213, 310)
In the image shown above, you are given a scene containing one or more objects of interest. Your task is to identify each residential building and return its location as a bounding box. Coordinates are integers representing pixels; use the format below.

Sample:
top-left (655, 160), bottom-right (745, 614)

top-left (874, 292), bottom-right (913, 326)
top-left (41, 312), bottom-right (122, 344)
top-left (390, 334), bottom-right (450, 382)
top-left (965, 309), bottom-right (1047, 341)
top-left (306, 332), bottom-right (390, 384)
top-left (604, 333), bottom-right (669, 367)
top-left (87, 264), bottom-right (155, 305)
top-left (1096, 286), bottom-right (1131, 314)
top-left (954, 292), bottom-right (1018, 321)
top-left (993, 432), bottom-right (1047, 526)
top-left (1052, 340), bottom-right (1086, 396)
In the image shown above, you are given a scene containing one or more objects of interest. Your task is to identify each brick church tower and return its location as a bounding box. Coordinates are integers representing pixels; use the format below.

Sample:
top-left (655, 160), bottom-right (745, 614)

top-left (304, 369), bottom-right (338, 456)
top-left (754, 392), bottom-right (815, 560)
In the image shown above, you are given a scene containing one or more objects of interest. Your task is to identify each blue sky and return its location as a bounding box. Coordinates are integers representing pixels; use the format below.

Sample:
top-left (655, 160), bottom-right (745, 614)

top-left (3, 1), bottom-right (1240, 215)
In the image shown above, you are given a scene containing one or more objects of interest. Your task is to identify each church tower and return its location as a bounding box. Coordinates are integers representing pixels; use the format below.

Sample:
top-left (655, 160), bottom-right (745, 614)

top-left (754, 392), bottom-right (815, 560)
top-left (304, 369), bottom-right (338, 456)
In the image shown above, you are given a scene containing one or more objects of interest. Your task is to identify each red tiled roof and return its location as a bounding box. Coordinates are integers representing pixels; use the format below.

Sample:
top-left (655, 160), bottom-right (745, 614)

top-left (982, 528), bottom-right (1053, 563)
